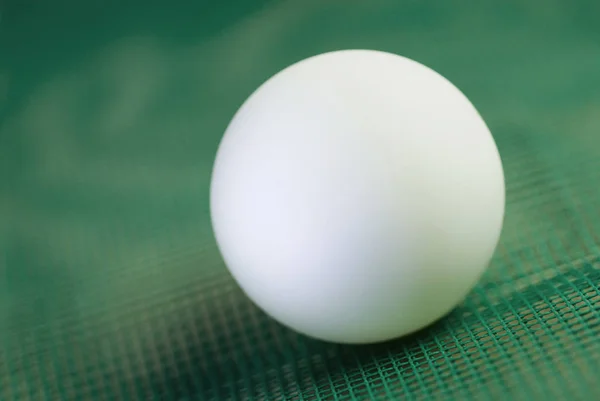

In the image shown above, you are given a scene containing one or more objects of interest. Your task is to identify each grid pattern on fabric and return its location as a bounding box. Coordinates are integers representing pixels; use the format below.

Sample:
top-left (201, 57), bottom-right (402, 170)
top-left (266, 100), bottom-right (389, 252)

top-left (1, 1), bottom-right (600, 400)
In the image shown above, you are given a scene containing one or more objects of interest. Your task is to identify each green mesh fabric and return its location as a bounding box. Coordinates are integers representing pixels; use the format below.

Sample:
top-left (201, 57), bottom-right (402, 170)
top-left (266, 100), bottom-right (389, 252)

top-left (1, 1), bottom-right (600, 400)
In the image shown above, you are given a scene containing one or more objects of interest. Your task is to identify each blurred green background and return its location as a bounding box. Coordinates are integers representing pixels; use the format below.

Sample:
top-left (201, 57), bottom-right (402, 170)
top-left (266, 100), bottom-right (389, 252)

top-left (1, 1), bottom-right (600, 400)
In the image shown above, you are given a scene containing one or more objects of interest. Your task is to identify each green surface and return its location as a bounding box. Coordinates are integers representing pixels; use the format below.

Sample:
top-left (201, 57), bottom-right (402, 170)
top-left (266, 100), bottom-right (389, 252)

top-left (1, 1), bottom-right (600, 400)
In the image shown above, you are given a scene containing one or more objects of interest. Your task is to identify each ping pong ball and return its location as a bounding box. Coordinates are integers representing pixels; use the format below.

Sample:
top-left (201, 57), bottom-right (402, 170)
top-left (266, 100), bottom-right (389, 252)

top-left (210, 50), bottom-right (505, 344)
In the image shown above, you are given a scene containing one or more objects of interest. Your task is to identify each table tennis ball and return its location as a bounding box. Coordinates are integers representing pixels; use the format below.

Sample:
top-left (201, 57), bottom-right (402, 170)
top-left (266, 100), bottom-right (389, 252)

top-left (210, 49), bottom-right (505, 344)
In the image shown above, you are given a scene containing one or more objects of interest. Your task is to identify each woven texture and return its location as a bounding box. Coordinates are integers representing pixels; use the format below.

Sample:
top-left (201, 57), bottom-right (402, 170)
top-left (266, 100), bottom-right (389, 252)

top-left (1, 1), bottom-right (600, 400)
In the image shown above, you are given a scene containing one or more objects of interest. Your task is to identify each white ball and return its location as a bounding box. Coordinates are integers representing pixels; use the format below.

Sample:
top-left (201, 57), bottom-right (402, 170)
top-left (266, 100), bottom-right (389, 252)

top-left (210, 50), bottom-right (505, 344)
